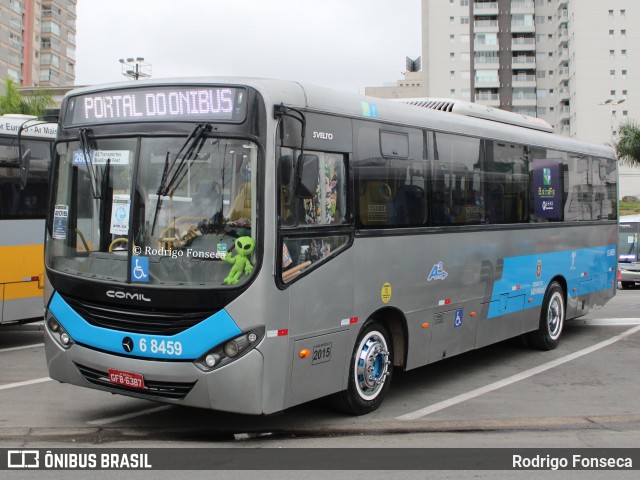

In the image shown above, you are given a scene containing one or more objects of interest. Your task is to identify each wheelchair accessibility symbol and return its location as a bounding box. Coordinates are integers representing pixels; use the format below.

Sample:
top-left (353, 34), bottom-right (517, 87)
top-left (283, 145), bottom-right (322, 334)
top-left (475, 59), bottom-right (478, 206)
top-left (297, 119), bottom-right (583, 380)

top-left (131, 257), bottom-right (149, 282)
top-left (454, 308), bottom-right (463, 328)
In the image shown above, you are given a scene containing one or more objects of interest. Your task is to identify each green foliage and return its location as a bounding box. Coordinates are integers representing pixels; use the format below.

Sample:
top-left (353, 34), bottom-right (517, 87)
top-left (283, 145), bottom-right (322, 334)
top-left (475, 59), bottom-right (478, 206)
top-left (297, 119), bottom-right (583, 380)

top-left (0, 77), bottom-right (55, 118)
top-left (620, 201), bottom-right (640, 216)
top-left (615, 121), bottom-right (640, 167)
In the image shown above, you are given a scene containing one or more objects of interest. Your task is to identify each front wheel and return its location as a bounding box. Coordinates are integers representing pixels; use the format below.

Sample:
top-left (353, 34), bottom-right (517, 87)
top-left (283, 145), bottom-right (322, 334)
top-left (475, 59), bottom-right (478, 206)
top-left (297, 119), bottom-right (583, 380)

top-left (330, 321), bottom-right (393, 415)
top-left (527, 281), bottom-right (565, 350)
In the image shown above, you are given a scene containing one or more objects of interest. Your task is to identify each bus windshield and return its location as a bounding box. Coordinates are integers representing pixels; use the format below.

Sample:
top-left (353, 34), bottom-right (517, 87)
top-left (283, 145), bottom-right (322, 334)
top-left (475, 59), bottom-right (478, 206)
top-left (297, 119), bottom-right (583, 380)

top-left (0, 138), bottom-right (51, 219)
top-left (618, 227), bottom-right (638, 263)
top-left (47, 134), bottom-right (258, 287)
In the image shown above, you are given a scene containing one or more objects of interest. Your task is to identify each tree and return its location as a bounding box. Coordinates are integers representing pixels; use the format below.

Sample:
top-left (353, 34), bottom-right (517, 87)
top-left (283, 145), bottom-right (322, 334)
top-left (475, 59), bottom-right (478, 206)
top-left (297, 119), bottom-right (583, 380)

top-left (0, 77), bottom-right (55, 118)
top-left (615, 121), bottom-right (640, 167)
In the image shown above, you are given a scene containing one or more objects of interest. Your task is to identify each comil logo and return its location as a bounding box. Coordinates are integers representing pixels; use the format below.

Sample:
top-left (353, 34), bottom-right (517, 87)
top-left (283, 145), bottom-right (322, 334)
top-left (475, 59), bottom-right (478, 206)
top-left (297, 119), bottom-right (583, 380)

top-left (106, 290), bottom-right (151, 302)
top-left (7, 450), bottom-right (39, 468)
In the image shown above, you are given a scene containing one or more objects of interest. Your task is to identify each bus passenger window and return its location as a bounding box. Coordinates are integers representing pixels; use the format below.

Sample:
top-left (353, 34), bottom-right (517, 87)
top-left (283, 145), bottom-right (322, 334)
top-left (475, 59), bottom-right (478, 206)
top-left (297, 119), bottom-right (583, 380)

top-left (281, 234), bottom-right (349, 283)
top-left (359, 180), bottom-right (394, 225)
top-left (279, 149), bottom-right (347, 227)
top-left (485, 140), bottom-right (529, 224)
top-left (430, 131), bottom-right (483, 226)
top-left (278, 148), bottom-right (349, 283)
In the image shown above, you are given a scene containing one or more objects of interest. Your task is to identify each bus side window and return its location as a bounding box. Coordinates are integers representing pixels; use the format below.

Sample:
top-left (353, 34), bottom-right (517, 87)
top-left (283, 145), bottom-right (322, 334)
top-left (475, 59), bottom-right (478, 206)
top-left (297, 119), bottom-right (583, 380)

top-left (279, 149), bottom-right (349, 283)
top-left (359, 178), bottom-right (394, 226)
top-left (484, 140), bottom-right (529, 224)
top-left (394, 163), bottom-right (427, 226)
top-left (280, 150), bottom-right (346, 227)
top-left (430, 131), bottom-right (483, 226)
top-left (354, 122), bottom-right (426, 228)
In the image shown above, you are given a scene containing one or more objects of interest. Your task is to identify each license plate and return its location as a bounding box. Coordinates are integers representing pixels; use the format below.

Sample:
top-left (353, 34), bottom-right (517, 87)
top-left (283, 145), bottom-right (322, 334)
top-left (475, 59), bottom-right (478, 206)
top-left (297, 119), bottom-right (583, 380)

top-left (108, 368), bottom-right (145, 389)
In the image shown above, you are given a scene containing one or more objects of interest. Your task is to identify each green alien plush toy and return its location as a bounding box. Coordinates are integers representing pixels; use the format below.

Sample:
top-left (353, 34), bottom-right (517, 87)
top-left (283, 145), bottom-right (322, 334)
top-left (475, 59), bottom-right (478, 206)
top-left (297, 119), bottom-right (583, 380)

top-left (223, 236), bottom-right (255, 285)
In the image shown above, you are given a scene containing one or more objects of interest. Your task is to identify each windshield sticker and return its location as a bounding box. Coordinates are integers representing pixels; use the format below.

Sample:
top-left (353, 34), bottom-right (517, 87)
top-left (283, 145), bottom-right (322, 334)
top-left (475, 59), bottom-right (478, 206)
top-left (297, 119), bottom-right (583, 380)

top-left (428, 262), bottom-right (448, 281)
top-left (110, 194), bottom-right (131, 235)
top-left (72, 150), bottom-right (131, 165)
top-left (52, 204), bottom-right (69, 240)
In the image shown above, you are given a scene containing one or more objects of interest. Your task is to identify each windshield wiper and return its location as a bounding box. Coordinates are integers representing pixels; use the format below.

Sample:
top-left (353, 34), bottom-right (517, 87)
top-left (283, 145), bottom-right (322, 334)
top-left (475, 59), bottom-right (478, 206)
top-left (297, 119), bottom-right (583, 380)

top-left (78, 128), bottom-right (102, 199)
top-left (150, 123), bottom-right (212, 235)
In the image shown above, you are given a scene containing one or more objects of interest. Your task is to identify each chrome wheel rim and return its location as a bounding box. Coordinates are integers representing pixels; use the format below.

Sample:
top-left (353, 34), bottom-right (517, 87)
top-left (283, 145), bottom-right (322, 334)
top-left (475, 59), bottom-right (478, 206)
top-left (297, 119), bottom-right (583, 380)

top-left (547, 291), bottom-right (564, 340)
top-left (355, 330), bottom-right (390, 401)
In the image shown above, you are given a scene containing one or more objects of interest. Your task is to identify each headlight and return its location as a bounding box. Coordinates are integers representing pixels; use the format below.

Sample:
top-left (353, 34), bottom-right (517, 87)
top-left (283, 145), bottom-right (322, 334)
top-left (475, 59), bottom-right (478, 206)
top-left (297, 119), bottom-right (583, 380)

top-left (47, 316), bottom-right (75, 349)
top-left (195, 326), bottom-right (264, 372)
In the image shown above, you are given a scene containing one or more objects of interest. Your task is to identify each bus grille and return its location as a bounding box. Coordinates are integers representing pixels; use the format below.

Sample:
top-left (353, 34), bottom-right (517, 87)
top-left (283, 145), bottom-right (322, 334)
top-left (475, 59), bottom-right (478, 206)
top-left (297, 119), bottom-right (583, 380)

top-left (60, 295), bottom-right (212, 335)
top-left (75, 363), bottom-right (196, 400)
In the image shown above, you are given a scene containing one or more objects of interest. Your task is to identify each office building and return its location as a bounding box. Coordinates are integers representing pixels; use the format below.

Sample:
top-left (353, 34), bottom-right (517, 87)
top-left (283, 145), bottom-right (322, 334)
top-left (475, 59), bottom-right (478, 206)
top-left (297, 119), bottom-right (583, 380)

top-left (0, 0), bottom-right (77, 87)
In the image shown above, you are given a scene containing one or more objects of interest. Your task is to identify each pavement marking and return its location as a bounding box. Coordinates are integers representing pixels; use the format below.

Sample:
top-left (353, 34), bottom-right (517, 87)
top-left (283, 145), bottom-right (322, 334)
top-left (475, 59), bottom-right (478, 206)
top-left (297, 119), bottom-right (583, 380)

top-left (0, 377), bottom-right (52, 391)
top-left (0, 343), bottom-right (44, 354)
top-left (574, 318), bottom-right (640, 326)
top-left (397, 324), bottom-right (640, 421)
top-left (87, 405), bottom-right (173, 426)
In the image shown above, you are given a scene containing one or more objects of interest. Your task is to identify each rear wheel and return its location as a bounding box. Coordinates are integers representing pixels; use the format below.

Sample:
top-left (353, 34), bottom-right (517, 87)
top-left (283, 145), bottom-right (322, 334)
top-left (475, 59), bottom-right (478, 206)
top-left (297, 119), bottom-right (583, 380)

top-left (527, 281), bottom-right (565, 350)
top-left (331, 321), bottom-right (393, 415)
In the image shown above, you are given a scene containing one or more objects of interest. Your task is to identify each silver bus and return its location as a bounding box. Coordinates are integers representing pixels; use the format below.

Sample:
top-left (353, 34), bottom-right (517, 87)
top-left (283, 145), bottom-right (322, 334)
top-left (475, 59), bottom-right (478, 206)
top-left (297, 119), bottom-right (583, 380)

top-left (1, 115), bottom-right (57, 325)
top-left (44, 78), bottom-right (617, 415)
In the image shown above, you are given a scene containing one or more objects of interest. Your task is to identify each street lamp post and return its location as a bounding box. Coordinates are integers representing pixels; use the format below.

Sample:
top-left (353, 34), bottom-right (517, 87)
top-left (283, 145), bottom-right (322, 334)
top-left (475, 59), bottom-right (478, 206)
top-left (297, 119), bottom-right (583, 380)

top-left (599, 98), bottom-right (626, 143)
top-left (118, 57), bottom-right (152, 81)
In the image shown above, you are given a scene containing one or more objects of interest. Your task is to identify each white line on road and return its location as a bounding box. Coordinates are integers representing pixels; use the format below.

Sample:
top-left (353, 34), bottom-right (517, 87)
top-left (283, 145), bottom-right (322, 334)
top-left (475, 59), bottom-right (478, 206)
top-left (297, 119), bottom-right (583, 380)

top-left (0, 377), bottom-right (52, 391)
top-left (397, 324), bottom-right (640, 421)
top-left (574, 318), bottom-right (640, 326)
top-left (87, 405), bottom-right (172, 426)
top-left (0, 343), bottom-right (44, 354)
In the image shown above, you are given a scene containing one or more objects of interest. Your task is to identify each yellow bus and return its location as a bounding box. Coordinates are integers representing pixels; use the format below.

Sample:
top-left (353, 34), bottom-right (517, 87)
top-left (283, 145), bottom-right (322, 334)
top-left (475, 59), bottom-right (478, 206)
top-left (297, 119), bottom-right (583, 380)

top-left (0, 114), bottom-right (57, 325)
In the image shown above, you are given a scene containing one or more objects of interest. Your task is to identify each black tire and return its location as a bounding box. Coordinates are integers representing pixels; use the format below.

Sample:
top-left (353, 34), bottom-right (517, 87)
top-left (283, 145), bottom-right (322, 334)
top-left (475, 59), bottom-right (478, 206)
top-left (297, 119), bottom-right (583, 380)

top-left (620, 282), bottom-right (633, 290)
top-left (330, 320), bottom-right (393, 415)
top-left (527, 281), bottom-right (565, 350)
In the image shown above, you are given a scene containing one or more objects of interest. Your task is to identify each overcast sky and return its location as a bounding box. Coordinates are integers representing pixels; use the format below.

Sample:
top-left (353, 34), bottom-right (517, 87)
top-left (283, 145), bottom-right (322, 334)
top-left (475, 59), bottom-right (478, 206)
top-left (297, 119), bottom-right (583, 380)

top-left (75, 0), bottom-right (422, 94)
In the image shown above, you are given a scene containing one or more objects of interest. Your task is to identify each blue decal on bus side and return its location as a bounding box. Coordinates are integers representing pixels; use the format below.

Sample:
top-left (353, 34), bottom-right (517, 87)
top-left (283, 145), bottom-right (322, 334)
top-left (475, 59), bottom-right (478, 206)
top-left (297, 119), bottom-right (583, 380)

top-left (487, 245), bottom-right (616, 319)
top-left (48, 292), bottom-right (243, 360)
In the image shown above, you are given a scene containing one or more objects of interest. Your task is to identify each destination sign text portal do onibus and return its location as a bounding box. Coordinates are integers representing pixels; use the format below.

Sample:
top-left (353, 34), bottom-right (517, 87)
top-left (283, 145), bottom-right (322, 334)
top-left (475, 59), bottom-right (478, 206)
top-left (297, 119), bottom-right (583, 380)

top-left (65, 86), bottom-right (247, 126)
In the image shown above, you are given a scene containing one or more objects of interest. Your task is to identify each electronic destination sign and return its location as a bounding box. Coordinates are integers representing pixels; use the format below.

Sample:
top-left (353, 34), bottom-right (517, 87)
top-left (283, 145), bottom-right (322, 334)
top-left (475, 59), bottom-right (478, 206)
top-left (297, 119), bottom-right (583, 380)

top-left (65, 85), bottom-right (247, 126)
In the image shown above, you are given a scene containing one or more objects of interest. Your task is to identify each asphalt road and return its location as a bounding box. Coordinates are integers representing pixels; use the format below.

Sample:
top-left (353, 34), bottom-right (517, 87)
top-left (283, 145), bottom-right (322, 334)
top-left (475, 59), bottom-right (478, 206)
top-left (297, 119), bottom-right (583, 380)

top-left (0, 290), bottom-right (639, 477)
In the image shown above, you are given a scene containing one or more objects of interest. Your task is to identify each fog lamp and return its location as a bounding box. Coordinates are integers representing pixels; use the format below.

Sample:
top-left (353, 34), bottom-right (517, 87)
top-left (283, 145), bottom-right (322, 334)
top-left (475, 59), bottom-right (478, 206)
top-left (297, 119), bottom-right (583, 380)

top-left (205, 354), bottom-right (217, 368)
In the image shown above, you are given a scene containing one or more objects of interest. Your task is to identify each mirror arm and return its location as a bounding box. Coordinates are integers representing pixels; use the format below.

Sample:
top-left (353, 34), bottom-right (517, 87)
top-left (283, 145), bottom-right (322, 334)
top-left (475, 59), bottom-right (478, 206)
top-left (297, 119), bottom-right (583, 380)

top-left (274, 102), bottom-right (306, 161)
top-left (17, 119), bottom-right (52, 190)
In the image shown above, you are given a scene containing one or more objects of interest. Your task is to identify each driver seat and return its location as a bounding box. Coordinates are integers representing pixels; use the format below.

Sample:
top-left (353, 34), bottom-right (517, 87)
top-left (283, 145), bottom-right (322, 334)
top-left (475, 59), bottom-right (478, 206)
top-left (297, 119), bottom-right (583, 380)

top-left (229, 183), bottom-right (252, 221)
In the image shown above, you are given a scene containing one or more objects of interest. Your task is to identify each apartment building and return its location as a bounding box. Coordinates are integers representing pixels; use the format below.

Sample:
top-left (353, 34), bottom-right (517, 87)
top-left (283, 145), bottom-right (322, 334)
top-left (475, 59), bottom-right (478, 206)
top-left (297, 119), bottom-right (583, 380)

top-left (0, 0), bottom-right (77, 87)
top-left (419, 0), bottom-right (640, 196)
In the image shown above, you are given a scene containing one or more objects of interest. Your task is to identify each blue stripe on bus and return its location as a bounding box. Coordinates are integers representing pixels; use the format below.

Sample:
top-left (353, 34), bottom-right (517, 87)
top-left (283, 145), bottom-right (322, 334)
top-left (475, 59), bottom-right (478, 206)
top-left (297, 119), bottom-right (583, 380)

top-left (48, 292), bottom-right (243, 360)
top-left (487, 245), bottom-right (617, 319)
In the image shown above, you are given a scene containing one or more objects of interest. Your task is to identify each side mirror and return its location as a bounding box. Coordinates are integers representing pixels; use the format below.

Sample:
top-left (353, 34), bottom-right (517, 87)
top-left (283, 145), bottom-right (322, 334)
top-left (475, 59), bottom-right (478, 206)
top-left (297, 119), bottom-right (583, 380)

top-left (20, 149), bottom-right (31, 190)
top-left (295, 154), bottom-right (319, 199)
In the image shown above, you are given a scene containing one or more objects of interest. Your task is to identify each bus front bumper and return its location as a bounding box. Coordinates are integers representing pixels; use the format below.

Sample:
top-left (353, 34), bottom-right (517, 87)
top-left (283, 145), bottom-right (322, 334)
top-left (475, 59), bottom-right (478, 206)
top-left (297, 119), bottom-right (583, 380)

top-left (44, 327), bottom-right (265, 414)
